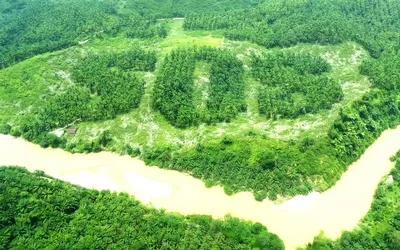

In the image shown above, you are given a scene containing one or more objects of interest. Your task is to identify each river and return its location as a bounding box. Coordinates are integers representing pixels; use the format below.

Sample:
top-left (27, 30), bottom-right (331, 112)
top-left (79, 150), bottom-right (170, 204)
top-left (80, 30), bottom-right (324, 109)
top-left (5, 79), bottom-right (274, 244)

top-left (1, 127), bottom-right (400, 249)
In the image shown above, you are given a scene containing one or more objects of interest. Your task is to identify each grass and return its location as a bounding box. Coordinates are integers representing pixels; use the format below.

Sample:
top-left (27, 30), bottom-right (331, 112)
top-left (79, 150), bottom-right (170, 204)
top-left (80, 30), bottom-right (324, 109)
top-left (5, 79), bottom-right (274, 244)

top-left (193, 61), bottom-right (211, 112)
top-left (161, 20), bottom-right (223, 48)
top-left (0, 19), bottom-right (370, 153)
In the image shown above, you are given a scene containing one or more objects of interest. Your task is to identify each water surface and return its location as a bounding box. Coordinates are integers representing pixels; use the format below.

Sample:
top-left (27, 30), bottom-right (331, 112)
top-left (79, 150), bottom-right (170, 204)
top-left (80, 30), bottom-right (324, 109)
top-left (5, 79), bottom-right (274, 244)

top-left (2, 127), bottom-right (400, 249)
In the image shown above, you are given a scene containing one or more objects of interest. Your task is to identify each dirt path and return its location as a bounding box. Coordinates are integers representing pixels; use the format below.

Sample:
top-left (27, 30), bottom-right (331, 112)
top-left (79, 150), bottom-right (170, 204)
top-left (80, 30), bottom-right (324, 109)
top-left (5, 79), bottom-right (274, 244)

top-left (1, 126), bottom-right (400, 249)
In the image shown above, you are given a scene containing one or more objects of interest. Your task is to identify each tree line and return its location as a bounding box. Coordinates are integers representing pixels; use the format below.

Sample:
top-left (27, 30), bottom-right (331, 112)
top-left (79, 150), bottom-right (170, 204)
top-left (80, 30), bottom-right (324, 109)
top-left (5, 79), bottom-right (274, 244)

top-left (125, 0), bottom-right (261, 19)
top-left (183, 0), bottom-right (400, 58)
top-left (0, 0), bottom-right (264, 69)
top-left (0, 0), bottom-right (161, 69)
top-left (0, 166), bottom-right (285, 250)
top-left (142, 127), bottom-right (347, 201)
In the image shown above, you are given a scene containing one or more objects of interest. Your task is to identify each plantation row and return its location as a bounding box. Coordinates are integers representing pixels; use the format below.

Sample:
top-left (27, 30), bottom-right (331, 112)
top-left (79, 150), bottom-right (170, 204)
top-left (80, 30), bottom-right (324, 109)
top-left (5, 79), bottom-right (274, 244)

top-left (1, 46), bottom-right (338, 148)
top-left (251, 52), bottom-right (343, 119)
top-left (17, 49), bottom-right (157, 146)
top-left (153, 47), bottom-right (246, 128)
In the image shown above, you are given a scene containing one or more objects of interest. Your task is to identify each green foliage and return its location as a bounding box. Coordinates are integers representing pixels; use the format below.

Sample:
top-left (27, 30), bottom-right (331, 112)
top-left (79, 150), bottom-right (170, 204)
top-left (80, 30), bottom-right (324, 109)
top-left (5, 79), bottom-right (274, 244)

top-left (38, 133), bottom-right (66, 149)
top-left (37, 87), bottom-right (92, 130)
top-left (252, 52), bottom-right (342, 118)
top-left (143, 51), bottom-right (400, 198)
top-left (204, 179), bottom-right (217, 188)
top-left (22, 71), bottom-right (144, 137)
top-left (152, 47), bottom-right (246, 128)
top-left (300, 54), bottom-right (400, 248)
top-left (17, 48), bottom-right (156, 148)
top-left (122, 144), bottom-right (142, 157)
top-left (224, 185), bottom-right (235, 196)
top-left (360, 55), bottom-right (400, 91)
top-left (254, 191), bottom-right (267, 202)
top-left (184, 0), bottom-right (400, 57)
top-left (73, 49), bottom-right (157, 82)
top-left (0, 167), bottom-right (284, 250)
top-left (329, 55), bottom-right (400, 163)
top-left (252, 52), bottom-right (332, 78)
top-left (147, 135), bottom-right (341, 200)
top-left (0, 0), bottom-right (160, 68)
top-left (125, 0), bottom-right (261, 19)
top-left (141, 144), bottom-right (177, 168)
top-left (0, 123), bottom-right (11, 134)
top-left (303, 153), bottom-right (400, 250)
top-left (2, 0), bottom-right (400, 202)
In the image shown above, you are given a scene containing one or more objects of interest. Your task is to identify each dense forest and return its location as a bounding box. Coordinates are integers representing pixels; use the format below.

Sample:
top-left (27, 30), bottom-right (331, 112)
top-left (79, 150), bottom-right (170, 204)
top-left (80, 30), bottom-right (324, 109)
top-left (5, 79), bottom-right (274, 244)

top-left (183, 0), bottom-right (400, 58)
top-left (152, 47), bottom-right (246, 128)
top-left (303, 151), bottom-right (400, 249)
top-left (0, 0), bottom-right (261, 69)
top-left (251, 52), bottom-right (342, 118)
top-left (126, 0), bottom-right (262, 18)
top-left (0, 166), bottom-right (284, 249)
top-left (0, 0), bottom-right (162, 69)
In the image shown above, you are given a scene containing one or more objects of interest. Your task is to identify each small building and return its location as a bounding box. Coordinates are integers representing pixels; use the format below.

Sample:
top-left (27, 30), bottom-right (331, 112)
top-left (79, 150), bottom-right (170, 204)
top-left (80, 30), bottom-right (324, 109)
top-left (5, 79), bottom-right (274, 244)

top-left (66, 127), bottom-right (78, 135)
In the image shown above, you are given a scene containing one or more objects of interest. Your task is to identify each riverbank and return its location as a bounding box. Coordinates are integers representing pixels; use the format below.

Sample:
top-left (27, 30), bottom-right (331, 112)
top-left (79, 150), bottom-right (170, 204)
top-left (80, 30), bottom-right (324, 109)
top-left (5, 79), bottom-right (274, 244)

top-left (2, 126), bottom-right (400, 249)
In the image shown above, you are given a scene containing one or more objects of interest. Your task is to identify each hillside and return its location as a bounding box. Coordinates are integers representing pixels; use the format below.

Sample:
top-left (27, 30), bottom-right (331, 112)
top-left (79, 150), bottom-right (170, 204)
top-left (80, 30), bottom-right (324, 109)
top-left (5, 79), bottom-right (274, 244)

top-left (0, 0), bottom-right (399, 202)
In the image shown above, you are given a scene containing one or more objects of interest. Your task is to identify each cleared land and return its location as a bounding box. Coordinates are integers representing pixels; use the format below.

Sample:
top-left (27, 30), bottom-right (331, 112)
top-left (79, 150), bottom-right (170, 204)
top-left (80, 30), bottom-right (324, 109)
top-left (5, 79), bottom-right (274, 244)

top-left (0, 20), bottom-right (370, 147)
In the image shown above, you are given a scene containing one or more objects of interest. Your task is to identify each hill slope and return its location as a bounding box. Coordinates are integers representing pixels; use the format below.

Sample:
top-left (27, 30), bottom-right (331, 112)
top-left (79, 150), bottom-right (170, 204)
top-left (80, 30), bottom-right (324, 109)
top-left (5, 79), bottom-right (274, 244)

top-left (0, 0), bottom-right (400, 201)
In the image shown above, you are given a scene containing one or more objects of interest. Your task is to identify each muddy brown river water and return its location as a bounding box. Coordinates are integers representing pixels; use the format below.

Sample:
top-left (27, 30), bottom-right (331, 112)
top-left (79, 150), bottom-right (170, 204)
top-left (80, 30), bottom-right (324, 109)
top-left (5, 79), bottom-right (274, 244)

top-left (2, 127), bottom-right (400, 249)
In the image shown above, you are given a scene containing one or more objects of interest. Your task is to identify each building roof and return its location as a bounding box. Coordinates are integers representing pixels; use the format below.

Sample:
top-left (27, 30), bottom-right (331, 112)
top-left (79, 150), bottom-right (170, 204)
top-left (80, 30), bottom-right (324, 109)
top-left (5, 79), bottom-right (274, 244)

top-left (66, 127), bottom-right (77, 134)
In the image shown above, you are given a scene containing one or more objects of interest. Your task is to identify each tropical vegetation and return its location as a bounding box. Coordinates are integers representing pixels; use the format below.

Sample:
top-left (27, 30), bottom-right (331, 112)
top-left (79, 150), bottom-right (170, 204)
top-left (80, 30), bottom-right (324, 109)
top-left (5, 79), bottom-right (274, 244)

top-left (303, 151), bottom-right (400, 250)
top-left (0, 0), bottom-right (400, 201)
top-left (0, 166), bottom-right (284, 249)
